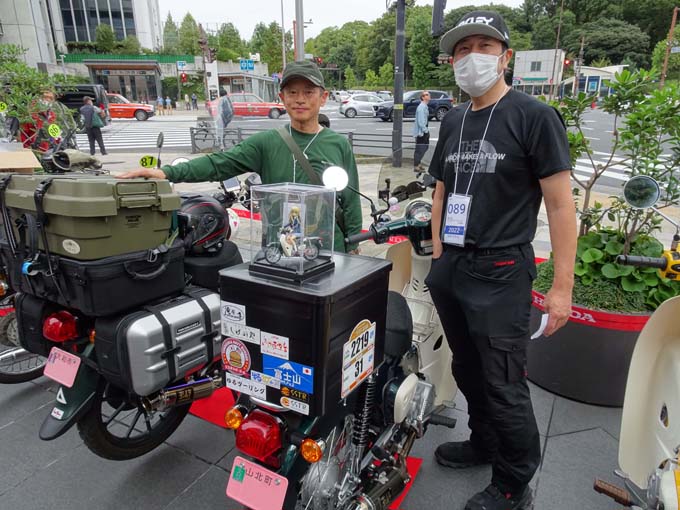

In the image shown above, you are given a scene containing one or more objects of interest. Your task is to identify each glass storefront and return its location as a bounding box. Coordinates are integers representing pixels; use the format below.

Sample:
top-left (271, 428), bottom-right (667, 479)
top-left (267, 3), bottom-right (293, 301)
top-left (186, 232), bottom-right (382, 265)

top-left (92, 70), bottom-right (158, 103)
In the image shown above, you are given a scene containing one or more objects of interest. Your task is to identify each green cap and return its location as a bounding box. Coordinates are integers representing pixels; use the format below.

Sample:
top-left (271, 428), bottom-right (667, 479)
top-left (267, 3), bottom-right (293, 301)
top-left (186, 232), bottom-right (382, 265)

top-left (280, 60), bottom-right (325, 90)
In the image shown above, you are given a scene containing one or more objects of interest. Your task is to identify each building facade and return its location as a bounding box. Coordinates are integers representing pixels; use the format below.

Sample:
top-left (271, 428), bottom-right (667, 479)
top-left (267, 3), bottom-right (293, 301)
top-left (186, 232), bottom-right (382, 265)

top-left (512, 49), bottom-right (566, 96)
top-left (0, 0), bottom-right (162, 67)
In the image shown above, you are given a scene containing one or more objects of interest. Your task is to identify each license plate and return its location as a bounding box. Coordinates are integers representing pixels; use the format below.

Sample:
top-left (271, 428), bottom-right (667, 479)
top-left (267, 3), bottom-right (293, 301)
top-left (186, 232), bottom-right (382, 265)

top-left (226, 456), bottom-right (288, 510)
top-left (43, 347), bottom-right (81, 388)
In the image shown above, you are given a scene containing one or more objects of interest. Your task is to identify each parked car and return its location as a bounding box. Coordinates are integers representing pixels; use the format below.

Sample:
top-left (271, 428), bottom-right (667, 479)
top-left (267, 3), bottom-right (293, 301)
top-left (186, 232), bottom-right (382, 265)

top-left (208, 93), bottom-right (286, 119)
top-left (339, 93), bottom-right (385, 118)
top-left (376, 90), bottom-right (393, 101)
top-left (56, 84), bottom-right (111, 129)
top-left (106, 93), bottom-right (155, 121)
top-left (373, 90), bottom-right (454, 122)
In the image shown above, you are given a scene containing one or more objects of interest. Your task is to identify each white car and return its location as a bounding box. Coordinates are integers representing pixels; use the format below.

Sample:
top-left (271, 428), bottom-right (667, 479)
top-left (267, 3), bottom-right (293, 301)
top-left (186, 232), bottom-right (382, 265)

top-left (339, 93), bottom-right (385, 118)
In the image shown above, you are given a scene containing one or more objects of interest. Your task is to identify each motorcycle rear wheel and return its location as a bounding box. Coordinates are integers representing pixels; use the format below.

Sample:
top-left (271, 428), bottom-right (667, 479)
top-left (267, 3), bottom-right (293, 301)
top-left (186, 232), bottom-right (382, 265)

top-left (0, 311), bottom-right (46, 384)
top-left (77, 380), bottom-right (190, 460)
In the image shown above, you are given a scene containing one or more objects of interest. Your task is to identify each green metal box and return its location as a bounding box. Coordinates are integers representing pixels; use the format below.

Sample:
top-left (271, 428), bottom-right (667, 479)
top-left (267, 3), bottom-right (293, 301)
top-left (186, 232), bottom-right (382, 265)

top-left (2, 174), bottom-right (181, 260)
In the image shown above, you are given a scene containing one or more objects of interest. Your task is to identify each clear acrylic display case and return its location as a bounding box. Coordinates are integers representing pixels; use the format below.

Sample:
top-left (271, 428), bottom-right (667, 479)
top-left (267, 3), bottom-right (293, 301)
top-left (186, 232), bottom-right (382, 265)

top-left (249, 183), bottom-right (336, 281)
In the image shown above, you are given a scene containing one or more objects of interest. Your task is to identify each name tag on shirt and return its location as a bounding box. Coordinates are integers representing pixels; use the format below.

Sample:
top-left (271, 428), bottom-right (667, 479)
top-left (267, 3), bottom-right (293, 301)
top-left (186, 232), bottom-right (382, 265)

top-left (443, 193), bottom-right (472, 246)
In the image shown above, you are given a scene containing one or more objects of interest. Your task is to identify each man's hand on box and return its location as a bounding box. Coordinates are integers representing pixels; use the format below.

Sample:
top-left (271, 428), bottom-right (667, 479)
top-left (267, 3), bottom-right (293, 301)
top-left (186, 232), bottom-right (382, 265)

top-left (116, 168), bottom-right (167, 179)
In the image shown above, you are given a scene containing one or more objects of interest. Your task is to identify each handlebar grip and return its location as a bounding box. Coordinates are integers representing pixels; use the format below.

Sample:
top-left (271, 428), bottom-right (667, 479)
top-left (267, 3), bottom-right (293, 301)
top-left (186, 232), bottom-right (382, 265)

top-left (593, 479), bottom-right (632, 506)
top-left (346, 229), bottom-right (375, 245)
top-left (616, 255), bottom-right (667, 270)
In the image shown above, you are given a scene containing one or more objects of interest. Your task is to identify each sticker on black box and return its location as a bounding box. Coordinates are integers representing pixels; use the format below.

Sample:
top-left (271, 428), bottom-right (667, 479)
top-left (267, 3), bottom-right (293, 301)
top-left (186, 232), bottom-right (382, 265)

top-left (342, 320), bottom-right (376, 398)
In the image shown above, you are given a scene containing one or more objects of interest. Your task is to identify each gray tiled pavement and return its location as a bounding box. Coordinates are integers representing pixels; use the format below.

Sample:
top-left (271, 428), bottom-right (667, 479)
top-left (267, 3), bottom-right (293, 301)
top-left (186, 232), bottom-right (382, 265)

top-left (1, 154), bottom-right (662, 510)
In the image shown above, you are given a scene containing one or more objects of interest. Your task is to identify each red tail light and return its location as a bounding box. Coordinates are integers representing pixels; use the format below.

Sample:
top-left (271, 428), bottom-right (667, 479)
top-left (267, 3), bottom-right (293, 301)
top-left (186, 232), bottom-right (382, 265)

top-left (43, 311), bottom-right (79, 342)
top-left (235, 409), bottom-right (283, 468)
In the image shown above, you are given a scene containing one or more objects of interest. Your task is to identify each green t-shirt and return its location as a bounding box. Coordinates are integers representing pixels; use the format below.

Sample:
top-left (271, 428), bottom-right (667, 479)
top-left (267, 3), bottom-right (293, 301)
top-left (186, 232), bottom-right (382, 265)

top-left (162, 125), bottom-right (362, 252)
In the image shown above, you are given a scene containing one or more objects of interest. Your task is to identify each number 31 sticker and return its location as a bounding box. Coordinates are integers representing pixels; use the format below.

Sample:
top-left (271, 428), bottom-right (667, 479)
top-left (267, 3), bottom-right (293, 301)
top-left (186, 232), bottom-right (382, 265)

top-left (139, 155), bottom-right (158, 168)
top-left (341, 319), bottom-right (376, 398)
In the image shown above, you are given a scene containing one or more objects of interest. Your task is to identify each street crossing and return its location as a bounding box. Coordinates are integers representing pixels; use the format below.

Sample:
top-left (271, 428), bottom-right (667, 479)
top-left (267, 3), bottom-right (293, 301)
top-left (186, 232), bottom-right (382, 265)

top-left (75, 120), bottom-right (195, 150)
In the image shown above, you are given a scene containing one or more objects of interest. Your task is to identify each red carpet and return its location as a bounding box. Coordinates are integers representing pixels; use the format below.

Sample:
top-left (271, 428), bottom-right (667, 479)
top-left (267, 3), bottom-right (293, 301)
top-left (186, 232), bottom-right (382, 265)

top-left (194, 388), bottom-right (422, 509)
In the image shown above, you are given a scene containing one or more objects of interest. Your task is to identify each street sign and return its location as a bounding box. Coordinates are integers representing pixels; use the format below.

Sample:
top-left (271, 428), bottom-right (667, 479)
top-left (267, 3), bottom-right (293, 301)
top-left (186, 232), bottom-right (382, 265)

top-left (176, 60), bottom-right (187, 70)
top-left (240, 59), bottom-right (255, 71)
top-left (671, 46), bottom-right (680, 54)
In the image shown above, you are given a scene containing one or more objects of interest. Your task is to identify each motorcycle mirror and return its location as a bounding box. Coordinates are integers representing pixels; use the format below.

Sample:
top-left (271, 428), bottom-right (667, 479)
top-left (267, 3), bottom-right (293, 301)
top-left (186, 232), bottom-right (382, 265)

top-left (156, 132), bottom-right (164, 149)
top-left (171, 157), bottom-right (189, 166)
top-left (322, 166), bottom-right (349, 191)
top-left (244, 173), bottom-right (262, 188)
top-left (623, 175), bottom-right (661, 209)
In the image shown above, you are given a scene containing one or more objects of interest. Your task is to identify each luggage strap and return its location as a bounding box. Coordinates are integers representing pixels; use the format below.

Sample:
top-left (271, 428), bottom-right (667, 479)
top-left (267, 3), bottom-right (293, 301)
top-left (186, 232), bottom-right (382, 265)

top-left (190, 290), bottom-right (216, 362)
top-left (144, 303), bottom-right (179, 382)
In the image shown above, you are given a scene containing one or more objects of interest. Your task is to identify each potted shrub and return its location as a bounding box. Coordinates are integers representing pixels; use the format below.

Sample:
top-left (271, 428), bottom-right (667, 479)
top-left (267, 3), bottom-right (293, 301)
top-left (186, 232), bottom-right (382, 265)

top-left (528, 69), bottom-right (680, 406)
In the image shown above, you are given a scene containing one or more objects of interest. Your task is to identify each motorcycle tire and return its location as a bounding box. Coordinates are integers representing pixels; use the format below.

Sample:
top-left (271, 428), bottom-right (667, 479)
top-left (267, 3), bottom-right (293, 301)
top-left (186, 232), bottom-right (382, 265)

top-left (77, 380), bottom-right (190, 460)
top-left (265, 245), bottom-right (282, 264)
top-left (0, 311), bottom-right (46, 384)
top-left (303, 243), bottom-right (319, 260)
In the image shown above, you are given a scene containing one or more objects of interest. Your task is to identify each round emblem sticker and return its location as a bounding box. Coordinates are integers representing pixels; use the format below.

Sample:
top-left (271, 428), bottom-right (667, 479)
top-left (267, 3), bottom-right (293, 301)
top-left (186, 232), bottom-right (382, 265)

top-left (221, 338), bottom-right (251, 375)
top-left (48, 124), bottom-right (62, 138)
top-left (62, 239), bottom-right (81, 255)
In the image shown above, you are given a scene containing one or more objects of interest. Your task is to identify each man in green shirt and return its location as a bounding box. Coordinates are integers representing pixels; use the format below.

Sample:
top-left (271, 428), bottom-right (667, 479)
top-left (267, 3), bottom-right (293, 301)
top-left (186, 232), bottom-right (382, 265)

top-left (118, 61), bottom-right (362, 253)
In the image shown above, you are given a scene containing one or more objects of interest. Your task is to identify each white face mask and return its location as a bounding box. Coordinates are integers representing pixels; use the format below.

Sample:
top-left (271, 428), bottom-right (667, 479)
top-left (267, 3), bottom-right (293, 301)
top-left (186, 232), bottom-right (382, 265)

top-left (454, 52), bottom-right (504, 98)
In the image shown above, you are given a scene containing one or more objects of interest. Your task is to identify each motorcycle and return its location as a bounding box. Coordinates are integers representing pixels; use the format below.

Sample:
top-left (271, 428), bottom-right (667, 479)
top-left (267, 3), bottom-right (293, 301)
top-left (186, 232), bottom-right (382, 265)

top-left (222, 157), bottom-right (458, 510)
top-left (594, 175), bottom-right (680, 509)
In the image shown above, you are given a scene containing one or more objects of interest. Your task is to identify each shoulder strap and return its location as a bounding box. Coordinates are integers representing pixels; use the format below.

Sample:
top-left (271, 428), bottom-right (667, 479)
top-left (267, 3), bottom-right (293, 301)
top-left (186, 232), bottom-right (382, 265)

top-left (276, 127), bottom-right (348, 243)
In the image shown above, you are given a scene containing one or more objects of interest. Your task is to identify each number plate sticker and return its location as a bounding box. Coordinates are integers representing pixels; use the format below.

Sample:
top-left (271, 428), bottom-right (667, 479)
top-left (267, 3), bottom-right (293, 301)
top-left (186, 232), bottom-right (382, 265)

top-left (341, 320), bottom-right (376, 398)
top-left (43, 347), bottom-right (81, 388)
top-left (227, 456), bottom-right (288, 510)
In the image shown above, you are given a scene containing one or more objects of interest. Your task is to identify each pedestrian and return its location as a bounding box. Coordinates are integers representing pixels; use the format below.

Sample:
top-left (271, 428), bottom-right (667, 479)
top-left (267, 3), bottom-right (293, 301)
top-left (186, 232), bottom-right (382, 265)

top-left (184, 93), bottom-right (191, 111)
top-left (79, 96), bottom-right (107, 156)
top-left (191, 93), bottom-right (198, 110)
top-left (413, 90), bottom-right (430, 173)
top-left (164, 95), bottom-right (172, 115)
top-left (118, 61), bottom-right (362, 254)
top-left (425, 10), bottom-right (576, 510)
top-left (216, 88), bottom-right (234, 150)
top-left (156, 95), bottom-right (164, 116)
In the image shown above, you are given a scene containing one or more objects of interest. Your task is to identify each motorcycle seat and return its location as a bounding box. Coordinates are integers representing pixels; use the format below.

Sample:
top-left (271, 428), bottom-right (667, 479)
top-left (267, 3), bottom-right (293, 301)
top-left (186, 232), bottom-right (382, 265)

top-left (385, 291), bottom-right (413, 359)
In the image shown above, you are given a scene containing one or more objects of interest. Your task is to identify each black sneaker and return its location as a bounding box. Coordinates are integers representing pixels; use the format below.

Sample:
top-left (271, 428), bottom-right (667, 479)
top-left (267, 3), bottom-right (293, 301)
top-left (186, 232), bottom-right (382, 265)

top-left (465, 484), bottom-right (533, 510)
top-left (435, 440), bottom-right (494, 468)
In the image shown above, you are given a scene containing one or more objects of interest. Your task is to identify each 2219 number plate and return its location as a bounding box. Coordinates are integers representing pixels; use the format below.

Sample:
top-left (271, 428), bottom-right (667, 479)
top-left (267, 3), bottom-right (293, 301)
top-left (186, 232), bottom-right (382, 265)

top-left (226, 456), bottom-right (288, 510)
top-left (43, 347), bottom-right (81, 388)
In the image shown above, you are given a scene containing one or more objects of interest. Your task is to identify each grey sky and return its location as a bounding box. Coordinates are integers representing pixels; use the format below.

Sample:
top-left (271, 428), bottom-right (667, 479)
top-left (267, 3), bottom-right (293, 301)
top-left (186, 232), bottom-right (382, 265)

top-left (159, 0), bottom-right (524, 41)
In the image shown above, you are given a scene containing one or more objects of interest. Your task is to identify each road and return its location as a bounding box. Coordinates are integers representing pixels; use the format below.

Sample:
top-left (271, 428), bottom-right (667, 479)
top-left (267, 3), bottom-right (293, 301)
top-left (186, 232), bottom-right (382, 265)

top-left (81, 101), bottom-right (637, 194)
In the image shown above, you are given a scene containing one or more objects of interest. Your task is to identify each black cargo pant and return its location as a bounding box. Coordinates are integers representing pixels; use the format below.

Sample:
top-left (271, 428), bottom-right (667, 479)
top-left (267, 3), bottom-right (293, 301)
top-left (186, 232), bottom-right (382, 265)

top-left (86, 127), bottom-right (106, 155)
top-left (414, 132), bottom-right (430, 167)
top-left (425, 243), bottom-right (541, 493)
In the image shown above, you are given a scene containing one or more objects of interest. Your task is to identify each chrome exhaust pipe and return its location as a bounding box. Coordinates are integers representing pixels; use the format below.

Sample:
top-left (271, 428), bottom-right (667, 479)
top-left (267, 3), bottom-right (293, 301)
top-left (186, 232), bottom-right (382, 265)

top-left (143, 375), bottom-right (223, 412)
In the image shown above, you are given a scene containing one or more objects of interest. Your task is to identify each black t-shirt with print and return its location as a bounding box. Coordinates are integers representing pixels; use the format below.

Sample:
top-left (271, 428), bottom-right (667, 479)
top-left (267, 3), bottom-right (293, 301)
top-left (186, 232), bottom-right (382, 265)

top-left (428, 90), bottom-right (571, 249)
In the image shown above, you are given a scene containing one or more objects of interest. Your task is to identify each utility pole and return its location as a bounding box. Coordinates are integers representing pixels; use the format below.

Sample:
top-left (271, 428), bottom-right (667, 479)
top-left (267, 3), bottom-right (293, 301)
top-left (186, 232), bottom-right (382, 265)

top-left (573, 36), bottom-right (585, 96)
top-left (660, 6), bottom-right (680, 90)
top-left (294, 0), bottom-right (304, 61)
top-left (280, 0), bottom-right (287, 69)
top-left (392, 0), bottom-right (406, 167)
top-left (550, 0), bottom-right (566, 100)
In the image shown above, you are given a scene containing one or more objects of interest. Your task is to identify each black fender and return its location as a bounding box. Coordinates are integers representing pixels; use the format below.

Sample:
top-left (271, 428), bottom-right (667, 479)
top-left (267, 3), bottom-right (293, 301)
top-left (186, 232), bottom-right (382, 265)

top-left (39, 356), bottom-right (100, 440)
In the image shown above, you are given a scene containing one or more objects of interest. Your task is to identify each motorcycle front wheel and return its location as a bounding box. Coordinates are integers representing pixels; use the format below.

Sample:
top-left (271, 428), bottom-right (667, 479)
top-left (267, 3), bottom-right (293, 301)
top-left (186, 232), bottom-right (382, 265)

top-left (0, 311), bottom-right (47, 384)
top-left (265, 245), bottom-right (282, 264)
top-left (77, 380), bottom-right (190, 460)
top-left (303, 243), bottom-right (319, 260)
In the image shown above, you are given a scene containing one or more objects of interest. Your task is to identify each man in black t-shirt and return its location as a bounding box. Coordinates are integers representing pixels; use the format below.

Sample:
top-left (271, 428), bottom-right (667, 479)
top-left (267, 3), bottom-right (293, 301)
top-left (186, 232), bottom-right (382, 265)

top-left (425, 11), bottom-right (576, 510)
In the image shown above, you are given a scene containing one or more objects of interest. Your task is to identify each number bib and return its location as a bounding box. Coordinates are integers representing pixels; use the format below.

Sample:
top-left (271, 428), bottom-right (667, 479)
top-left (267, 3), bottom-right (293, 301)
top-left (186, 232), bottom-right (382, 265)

top-left (443, 193), bottom-right (472, 246)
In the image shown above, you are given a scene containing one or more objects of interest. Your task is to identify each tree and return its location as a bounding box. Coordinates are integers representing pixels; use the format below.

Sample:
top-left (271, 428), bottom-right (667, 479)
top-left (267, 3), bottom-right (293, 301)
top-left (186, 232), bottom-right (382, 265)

top-left (530, 10), bottom-right (576, 50)
top-left (116, 35), bottom-right (141, 55)
top-left (217, 22), bottom-right (247, 60)
top-left (163, 13), bottom-right (179, 53)
top-left (95, 24), bottom-right (116, 53)
top-left (249, 22), bottom-right (289, 74)
top-left (407, 5), bottom-right (438, 88)
top-left (622, 0), bottom-right (678, 47)
top-left (378, 61), bottom-right (394, 89)
top-left (364, 69), bottom-right (380, 89)
top-left (178, 13), bottom-right (201, 56)
top-left (344, 66), bottom-right (358, 89)
top-left (652, 26), bottom-right (680, 80)
top-left (564, 18), bottom-right (650, 67)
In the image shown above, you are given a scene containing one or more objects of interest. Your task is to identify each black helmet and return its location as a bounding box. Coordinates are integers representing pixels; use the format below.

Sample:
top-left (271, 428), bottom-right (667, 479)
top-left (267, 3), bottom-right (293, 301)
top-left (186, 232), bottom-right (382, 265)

top-left (178, 194), bottom-right (229, 256)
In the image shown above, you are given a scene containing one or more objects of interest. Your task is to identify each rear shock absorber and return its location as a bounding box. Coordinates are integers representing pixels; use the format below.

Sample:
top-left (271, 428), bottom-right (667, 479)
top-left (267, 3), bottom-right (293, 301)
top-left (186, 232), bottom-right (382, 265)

top-left (353, 374), bottom-right (377, 452)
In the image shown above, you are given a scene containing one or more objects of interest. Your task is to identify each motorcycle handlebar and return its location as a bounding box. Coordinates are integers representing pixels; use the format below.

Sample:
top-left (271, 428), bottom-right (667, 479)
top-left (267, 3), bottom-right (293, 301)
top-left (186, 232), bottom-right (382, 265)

top-left (616, 255), bottom-right (667, 270)
top-left (346, 229), bottom-right (376, 245)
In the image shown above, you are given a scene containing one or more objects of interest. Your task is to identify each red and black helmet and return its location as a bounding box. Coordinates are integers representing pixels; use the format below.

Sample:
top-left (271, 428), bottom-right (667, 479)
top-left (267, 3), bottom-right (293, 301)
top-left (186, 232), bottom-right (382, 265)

top-left (178, 194), bottom-right (229, 256)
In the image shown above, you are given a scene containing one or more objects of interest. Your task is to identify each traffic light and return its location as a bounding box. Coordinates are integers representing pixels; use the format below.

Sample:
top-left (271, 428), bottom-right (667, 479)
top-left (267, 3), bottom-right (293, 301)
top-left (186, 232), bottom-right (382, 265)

top-left (564, 58), bottom-right (571, 66)
top-left (180, 72), bottom-right (187, 83)
top-left (208, 47), bottom-right (217, 62)
top-left (315, 56), bottom-right (323, 66)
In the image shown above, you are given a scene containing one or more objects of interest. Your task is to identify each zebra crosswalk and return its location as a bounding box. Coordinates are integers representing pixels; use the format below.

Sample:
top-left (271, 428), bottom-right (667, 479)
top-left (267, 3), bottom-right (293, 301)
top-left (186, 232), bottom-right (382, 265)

top-left (76, 121), bottom-right (194, 150)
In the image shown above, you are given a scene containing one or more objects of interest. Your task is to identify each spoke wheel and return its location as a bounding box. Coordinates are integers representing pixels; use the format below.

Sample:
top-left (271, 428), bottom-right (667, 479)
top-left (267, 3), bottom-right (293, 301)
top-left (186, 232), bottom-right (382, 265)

top-left (303, 243), bottom-right (319, 260)
top-left (265, 245), bottom-right (282, 264)
top-left (0, 312), bottom-right (46, 384)
top-left (77, 380), bottom-right (190, 460)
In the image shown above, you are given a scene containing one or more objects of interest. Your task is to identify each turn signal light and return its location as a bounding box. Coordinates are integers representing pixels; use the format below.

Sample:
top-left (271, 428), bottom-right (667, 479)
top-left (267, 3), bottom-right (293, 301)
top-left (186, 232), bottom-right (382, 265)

top-left (300, 438), bottom-right (324, 463)
top-left (224, 406), bottom-right (244, 430)
top-left (42, 311), bottom-right (78, 342)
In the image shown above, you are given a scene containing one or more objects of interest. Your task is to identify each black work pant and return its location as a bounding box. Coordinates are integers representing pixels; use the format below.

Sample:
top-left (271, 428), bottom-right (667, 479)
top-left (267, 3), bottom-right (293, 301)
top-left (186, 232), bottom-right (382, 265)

top-left (414, 132), bottom-right (430, 167)
top-left (86, 127), bottom-right (106, 155)
top-left (425, 243), bottom-right (541, 492)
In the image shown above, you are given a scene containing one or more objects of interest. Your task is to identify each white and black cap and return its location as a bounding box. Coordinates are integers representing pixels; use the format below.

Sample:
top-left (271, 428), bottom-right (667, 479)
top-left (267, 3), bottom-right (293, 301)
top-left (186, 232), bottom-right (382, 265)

top-left (439, 10), bottom-right (511, 55)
